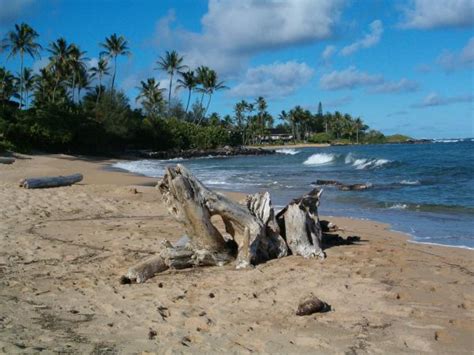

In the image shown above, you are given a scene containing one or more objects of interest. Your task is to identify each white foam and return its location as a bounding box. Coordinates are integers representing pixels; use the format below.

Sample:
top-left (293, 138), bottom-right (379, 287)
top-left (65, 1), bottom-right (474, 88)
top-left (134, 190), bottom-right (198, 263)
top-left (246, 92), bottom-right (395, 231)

top-left (434, 139), bottom-right (460, 143)
top-left (276, 148), bottom-right (300, 155)
top-left (400, 179), bottom-right (421, 185)
top-left (409, 240), bottom-right (474, 250)
top-left (303, 153), bottom-right (335, 165)
top-left (112, 160), bottom-right (165, 178)
top-left (388, 203), bottom-right (408, 210)
top-left (344, 153), bottom-right (355, 164)
top-left (353, 158), bottom-right (391, 170)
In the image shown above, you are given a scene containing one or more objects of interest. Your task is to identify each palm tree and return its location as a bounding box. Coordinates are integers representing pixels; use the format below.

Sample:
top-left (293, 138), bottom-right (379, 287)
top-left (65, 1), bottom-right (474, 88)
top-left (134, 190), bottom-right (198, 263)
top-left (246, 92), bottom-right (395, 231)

top-left (34, 67), bottom-right (55, 105)
top-left (21, 67), bottom-right (35, 108)
top-left (176, 70), bottom-right (196, 112)
top-left (75, 67), bottom-right (90, 103)
top-left (354, 117), bottom-right (364, 144)
top-left (195, 65), bottom-right (210, 108)
top-left (199, 68), bottom-right (227, 118)
top-left (136, 78), bottom-right (166, 117)
top-left (0, 67), bottom-right (19, 108)
top-left (89, 58), bottom-right (110, 104)
top-left (155, 50), bottom-right (186, 109)
top-left (47, 38), bottom-right (73, 103)
top-left (68, 44), bottom-right (87, 103)
top-left (100, 34), bottom-right (130, 92)
top-left (3, 23), bottom-right (42, 108)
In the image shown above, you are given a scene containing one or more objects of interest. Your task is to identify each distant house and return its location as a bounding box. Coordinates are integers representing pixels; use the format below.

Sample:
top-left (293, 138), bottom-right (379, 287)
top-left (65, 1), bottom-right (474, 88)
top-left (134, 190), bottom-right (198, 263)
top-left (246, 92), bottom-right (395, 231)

top-left (260, 128), bottom-right (293, 143)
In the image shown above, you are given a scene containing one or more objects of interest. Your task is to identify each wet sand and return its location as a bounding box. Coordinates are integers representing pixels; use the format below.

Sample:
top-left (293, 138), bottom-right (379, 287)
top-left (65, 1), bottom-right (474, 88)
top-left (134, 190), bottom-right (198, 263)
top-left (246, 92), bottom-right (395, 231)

top-left (0, 154), bottom-right (472, 353)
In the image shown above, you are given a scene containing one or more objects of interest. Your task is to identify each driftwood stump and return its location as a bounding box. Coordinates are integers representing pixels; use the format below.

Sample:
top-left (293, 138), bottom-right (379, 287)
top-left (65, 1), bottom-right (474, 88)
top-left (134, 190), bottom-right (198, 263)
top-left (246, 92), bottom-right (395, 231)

top-left (124, 164), bottom-right (325, 283)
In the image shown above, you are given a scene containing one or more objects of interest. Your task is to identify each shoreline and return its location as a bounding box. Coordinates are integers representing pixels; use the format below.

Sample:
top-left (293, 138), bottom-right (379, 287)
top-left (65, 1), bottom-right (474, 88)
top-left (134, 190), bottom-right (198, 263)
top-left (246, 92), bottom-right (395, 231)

top-left (1, 153), bottom-right (473, 353)
top-left (247, 143), bottom-right (331, 149)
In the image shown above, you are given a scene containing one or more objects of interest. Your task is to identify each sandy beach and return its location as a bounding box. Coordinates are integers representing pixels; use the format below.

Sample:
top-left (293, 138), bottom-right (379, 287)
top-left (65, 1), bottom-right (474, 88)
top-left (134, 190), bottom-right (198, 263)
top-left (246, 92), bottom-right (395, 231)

top-left (248, 143), bottom-right (331, 150)
top-left (0, 154), bottom-right (473, 354)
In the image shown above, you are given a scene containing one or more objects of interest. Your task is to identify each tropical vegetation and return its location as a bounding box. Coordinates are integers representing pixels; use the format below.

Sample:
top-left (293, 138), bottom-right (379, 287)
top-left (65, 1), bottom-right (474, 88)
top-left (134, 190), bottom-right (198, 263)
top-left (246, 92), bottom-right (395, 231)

top-left (0, 23), bottom-right (401, 154)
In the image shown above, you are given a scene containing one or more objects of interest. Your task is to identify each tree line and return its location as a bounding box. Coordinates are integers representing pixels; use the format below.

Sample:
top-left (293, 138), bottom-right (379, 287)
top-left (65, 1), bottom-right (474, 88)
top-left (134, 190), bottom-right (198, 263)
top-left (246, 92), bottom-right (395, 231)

top-left (0, 23), bottom-right (395, 154)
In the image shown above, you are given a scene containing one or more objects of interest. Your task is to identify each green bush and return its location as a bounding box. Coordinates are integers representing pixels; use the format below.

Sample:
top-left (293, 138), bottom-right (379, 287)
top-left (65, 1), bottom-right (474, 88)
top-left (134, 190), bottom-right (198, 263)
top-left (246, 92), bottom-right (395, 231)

top-left (385, 134), bottom-right (412, 143)
top-left (309, 132), bottom-right (332, 143)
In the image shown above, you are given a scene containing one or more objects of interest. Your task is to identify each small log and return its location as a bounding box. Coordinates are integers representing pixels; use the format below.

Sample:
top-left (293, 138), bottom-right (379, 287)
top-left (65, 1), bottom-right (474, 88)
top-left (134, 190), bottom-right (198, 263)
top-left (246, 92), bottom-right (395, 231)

top-left (0, 157), bottom-right (15, 164)
top-left (19, 173), bottom-right (83, 189)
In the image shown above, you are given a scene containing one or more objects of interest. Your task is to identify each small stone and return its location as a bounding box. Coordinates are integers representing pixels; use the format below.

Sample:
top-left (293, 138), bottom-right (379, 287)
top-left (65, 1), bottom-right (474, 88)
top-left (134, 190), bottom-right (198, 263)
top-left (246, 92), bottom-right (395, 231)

top-left (296, 294), bottom-right (330, 316)
top-left (209, 292), bottom-right (215, 298)
top-left (148, 329), bottom-right (157, 340)
top-left (181, 336), bottom-right (191, 346)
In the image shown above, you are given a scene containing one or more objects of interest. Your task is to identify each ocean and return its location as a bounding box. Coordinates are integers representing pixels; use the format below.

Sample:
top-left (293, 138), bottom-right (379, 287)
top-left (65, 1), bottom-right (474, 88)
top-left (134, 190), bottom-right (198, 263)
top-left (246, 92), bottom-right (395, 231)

top-left (114, 139), bottom-right (474, 249)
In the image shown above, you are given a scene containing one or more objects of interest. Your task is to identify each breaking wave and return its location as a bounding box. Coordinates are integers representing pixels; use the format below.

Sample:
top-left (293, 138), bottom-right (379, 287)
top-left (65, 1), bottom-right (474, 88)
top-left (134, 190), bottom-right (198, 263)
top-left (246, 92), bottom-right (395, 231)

top-left (352, 158), bottom-right (392, 170)
top-left (400, 179), bottom-right (421, 185)
top-left (303, 153), bottom-right (336, 165)
top-left (276, 148), bottom-right (300, 155)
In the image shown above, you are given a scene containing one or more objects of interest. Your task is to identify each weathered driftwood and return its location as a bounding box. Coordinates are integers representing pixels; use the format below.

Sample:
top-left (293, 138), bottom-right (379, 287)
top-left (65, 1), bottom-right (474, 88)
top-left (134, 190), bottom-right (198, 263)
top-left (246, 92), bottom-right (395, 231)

top-left (0, 157), bottom-right (15, 164)
top-left (276, 188), bottom-right (325, 258)
top-left (124, 164), bottom-right (325, 283)
top-left (19, 173), bottom-right (83, 189)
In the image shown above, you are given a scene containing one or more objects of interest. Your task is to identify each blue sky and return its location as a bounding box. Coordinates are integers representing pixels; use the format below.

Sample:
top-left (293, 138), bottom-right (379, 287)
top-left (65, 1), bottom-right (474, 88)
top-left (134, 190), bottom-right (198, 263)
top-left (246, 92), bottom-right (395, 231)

top-left (0, 0), bottom-right (473, 138)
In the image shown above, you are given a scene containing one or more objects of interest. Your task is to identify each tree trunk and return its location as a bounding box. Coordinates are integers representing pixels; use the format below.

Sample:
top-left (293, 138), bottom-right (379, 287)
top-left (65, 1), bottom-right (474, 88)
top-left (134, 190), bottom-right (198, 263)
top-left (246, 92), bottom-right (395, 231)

top-left (111, 55), bottom-right (117, 93)
top-left (19, 173), bottom-right (83, 189)
top-left (185, 88), bottom-right (191, 112)
top-left (19, 51), bottom-right (24, 109)
top-left (204, 93), bottom-right (212, 117)
top-left (123, 165), bottom-right (325, 283)
top-left (168, 72), bottom-right (173, 110)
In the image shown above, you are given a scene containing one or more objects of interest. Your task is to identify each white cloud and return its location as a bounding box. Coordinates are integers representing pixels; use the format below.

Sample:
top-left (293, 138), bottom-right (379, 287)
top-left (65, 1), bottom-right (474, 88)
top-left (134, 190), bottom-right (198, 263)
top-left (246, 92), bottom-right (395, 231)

top-left (412, 92), bottom-right (473, 107)
top-left (228, 61), bottom-right (314, 99)
top-left (321, 45), bottom-right (337, 63)
top-left (437, 37), bottom-right (474, 72)
top-left (0, 0), bottom-right (34, 25)
top-left (320, 67), bottom-right (419, 94)
top-left (340, 20), bottom-right (383, 56)
top-left (369, 78), bottom-right (419, 94)
top-left (319, 66), bottom-right (383, 90)
top-left (399, 0), bottom-right (474, 29)
top-left (154, 0), bottom-right (346, 77)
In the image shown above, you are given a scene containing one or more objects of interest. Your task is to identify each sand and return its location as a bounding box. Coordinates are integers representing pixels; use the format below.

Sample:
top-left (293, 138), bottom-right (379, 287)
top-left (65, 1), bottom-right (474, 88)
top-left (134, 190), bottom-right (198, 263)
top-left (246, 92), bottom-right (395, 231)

top-left (0, 154), bottom-right (473, 354)
top-left (248, 143), bottom-right (331, 150)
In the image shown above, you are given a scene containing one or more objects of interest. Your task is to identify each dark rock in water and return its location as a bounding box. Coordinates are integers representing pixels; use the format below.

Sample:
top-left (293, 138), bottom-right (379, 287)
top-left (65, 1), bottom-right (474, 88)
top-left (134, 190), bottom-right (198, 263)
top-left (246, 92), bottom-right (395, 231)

top-left (315, 179), bottom-right (340, 186)
top-left (314, 179), bottom-right (372, 191)
top-left (337, 183), bottom-right (371, 191)
top-left (133, 146), bottom-right (275, 160)
top-left (296, 294), bottom-right (331, 316)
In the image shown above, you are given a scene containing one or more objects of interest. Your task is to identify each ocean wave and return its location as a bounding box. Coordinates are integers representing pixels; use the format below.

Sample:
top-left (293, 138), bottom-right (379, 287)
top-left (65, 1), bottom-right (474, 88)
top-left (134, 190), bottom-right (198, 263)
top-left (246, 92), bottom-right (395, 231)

top-left (303, 153), bottom-right (336, 165)
top-left (276, 148), bottom-right (300, 155)
top-left (388, 203), bottom-right (408, 210)
top-left (344, 152), bottom-right (354, 164)
top-left (112, 160), bottom-right (165, 178)
top-left (400, 179), bottom-right (421, 185)
top-left (352, 158), bottom-right (391, 170)
top-left (434, 139), bottom-right (460, 143)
